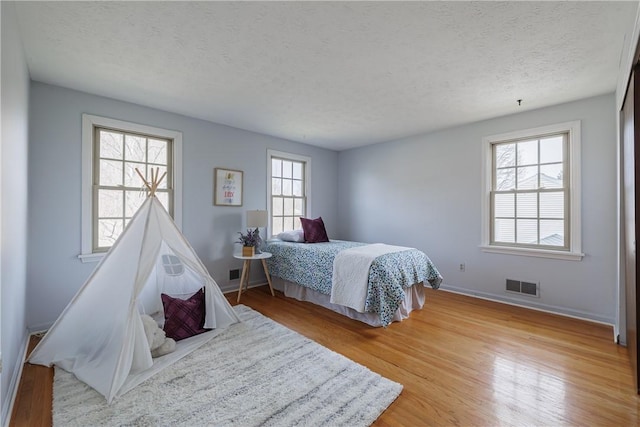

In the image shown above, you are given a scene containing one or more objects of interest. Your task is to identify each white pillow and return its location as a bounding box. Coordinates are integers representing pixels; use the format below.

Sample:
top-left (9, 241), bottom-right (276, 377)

top-left (277, 229), bottom-right (305, 243)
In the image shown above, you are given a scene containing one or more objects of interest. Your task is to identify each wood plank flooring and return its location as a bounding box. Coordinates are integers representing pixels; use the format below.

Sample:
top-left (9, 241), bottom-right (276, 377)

top-left (10, 286), bottom-right (640, 426)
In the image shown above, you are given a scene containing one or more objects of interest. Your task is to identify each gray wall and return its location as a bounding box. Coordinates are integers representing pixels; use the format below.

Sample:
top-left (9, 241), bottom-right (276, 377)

top-left (1, 1), bottom-right (30, 423)
top-left (27, 82), bottom-right (338, 331)
top-left (337, 94), bottom-right (617, 324)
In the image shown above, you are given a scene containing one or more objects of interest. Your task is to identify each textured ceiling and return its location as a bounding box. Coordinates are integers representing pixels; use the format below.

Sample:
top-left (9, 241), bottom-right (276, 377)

top-left (14, 1), bottom-right (639, 151)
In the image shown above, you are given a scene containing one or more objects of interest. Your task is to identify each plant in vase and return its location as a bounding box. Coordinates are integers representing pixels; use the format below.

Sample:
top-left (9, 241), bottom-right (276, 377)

top-left (237, 228), bottom-right (262, 256)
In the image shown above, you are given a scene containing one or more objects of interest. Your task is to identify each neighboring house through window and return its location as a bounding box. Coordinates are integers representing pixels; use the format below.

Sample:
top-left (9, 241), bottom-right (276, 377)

top-left (267, 149), bottom-right (311, 236)
top-left (481, 121), bottom-right (583, 260)
top-left (80, 114), bottom-right (182, 262)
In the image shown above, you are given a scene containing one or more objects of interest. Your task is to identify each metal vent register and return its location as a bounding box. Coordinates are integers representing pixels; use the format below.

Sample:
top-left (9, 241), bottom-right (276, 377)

top-left (506, 279), bottom-right (539, 297)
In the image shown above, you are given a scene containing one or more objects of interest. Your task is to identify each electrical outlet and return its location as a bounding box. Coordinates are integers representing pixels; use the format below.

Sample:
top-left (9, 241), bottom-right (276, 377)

top-left (229, 269), bottom-right (240, 280)
top-left (459, 263), bottom-right (465, 272)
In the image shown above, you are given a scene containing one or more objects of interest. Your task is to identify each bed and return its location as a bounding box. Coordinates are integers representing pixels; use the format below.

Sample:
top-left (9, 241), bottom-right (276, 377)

top-left (262, 239), bottom-right (442, 327)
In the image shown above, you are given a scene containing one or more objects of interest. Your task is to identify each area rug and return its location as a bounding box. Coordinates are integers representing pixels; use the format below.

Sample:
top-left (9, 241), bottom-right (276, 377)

top-left (53, 305), bottom-right (402, 426)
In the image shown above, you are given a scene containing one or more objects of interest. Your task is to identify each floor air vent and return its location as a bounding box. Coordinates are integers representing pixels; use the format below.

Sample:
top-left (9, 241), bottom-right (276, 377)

top-left (506, 279), bottom-right (539, 297)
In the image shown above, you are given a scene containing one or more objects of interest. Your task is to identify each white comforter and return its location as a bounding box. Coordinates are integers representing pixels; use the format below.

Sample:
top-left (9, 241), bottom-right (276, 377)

top-left (330, 243), bottom-right (410, 312)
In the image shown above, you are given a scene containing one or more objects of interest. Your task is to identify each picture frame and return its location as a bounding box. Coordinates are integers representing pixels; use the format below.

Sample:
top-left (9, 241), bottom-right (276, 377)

top-left (214, 168), bottom-right (243, 206)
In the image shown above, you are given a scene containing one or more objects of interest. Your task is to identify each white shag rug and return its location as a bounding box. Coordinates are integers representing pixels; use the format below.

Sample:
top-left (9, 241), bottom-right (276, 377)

top-left (53, 305), bottom-right (402, 426)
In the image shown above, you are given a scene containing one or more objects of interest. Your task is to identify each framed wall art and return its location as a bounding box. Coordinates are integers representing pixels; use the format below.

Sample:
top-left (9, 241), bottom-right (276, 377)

top-left (214, 168), bottom-right (243, 206)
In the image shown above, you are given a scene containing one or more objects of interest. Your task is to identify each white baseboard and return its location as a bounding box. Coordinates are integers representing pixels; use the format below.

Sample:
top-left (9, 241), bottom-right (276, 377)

top-left (440, 284), bottom-right (616, 334)
top-left (2, 332), bottom-right (30, 427)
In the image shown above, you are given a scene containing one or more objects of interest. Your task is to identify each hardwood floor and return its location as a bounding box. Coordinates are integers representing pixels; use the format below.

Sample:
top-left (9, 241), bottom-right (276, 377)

top-left (10, 286), bottom-right (640, 426)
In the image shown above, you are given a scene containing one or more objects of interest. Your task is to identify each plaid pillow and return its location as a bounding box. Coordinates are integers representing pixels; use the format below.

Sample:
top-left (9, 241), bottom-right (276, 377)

top-left (161, 288), bottom-right (210, 341)
top-left (300, 216), bottom-right (329, 243)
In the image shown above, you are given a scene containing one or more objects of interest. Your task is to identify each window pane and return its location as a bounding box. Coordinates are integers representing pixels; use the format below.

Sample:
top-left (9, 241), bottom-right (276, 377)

top-left (272, 178), bottom-right (282, 196)
top-left (283, 216), bottom-right (293, 232)
top-left (282, 179), bottom-right (292, 196)
top-left (540, 192), bottom-right (564, 218)
top-left (98, 219), bottom-right (123, 247)
top-left (272, 159), bottom-right (282, 178)
top-left (92, 122), bottom-right (175, 253)
top-left (100, 131), bottom-right (123, 160)
top-left (540, 164), bottom-right (563, 188)
top-left (494, 218), bottom-right (515, 243)
top-left (516, 193), bottom-right (537, 218)
top-left (293, 217), bottom-right (301, 230)
top-left (273, 197), bottom-right (283, 216)
top-left (292, 180), bottom-right (303, 197)
top-left (496, 143), bottom-right (516, 168)
top-left (125, 135), bottom-right (146, 162)
top-left (282, 160), bottom-right (292, 178)
top-left (99, 160), bottom-right (123, 186)
top-left (283, 198), bottom-right (294, 216)
top-left (496, 168), bottom-right (515, 190)
top-left (147, 139), bottom-right (167, 165)
top-left (540, 220), bottom-right (564, 246)
top-left (540, 136), bottom-right (563, 164)
top-left (99, 189), bottom-right (123, 218)
top-left (294, 198), bottom-right (304, 216)
top-left (517, 140), bottom-right (538, 166)
top-left (272, 217), bottom-right (283, 235)
top-left (156, 192), bottom-right (169, 212)
top-left (516, 219), bottom-right (538, 244)
top-left (516, 166), bottom-right (538, 189)
top-left (292, 162), bottom-right (303, 180)
top-left (494, 193), bottom-right (514, 217)
top-left (125, 190), bottom-right (146, 217)
top-left (124, 162), bottom-right (146, 188)
top-left (488, 129), bottom-right (571, 252)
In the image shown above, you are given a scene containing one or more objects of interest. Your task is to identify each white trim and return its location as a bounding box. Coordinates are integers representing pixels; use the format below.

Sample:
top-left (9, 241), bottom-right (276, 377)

top-left (2, 333), bottom-right (30, 427)
top-left (616, 5), bottom-right (640, 112)
top-left (80, 114), bottom-right (183, 262)
top-left (479, 244), bottom-right (584, 261)
top-left (266, 149), bottom-right (312, 237)
top-left (615, 3), bottom-right (640, 350)
top-left (440, 285), bottom-right (615, 332)
top-left (481, 120), bottom-right (582, 260)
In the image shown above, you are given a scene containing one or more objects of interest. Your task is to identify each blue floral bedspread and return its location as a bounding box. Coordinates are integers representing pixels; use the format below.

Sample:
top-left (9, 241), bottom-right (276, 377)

top-left (263, 240), bottom-right (443, 326)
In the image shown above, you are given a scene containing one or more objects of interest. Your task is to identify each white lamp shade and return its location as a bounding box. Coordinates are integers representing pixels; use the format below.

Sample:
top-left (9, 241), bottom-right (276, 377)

top-left (246, 210), bottom-right (268, 228)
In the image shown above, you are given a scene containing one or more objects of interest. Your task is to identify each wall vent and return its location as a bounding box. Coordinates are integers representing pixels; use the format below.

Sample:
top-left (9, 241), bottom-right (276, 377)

top-left (505, 279), bottom-right (539, 297)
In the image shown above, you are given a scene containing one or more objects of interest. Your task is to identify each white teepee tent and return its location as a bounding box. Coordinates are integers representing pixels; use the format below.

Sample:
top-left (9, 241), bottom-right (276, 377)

top-left (28, 169), bottom-right (240, 403)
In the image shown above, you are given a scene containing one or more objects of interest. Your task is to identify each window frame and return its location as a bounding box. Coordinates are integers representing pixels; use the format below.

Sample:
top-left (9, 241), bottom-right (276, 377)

top-left (80, 114), bottom-right (183, 262)
top-left (267, 149), bottom-right (311, 238)
top-left (480, 120), bottom-right (583, 261)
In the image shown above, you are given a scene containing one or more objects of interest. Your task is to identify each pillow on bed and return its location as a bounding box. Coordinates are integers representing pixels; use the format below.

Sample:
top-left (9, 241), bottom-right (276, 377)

top-left (277, 229), bottom-right (305, 242)
top-left (161, 288), bottom-right (210, 341)
top-left (300, 216), bottom-right (330, 243)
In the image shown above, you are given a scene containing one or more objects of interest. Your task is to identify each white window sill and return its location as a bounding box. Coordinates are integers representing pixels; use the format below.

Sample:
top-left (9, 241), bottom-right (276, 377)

top-left (78, 252), bottom-right (106, 263)
top-left (480, 245), bottom-right (584, 261)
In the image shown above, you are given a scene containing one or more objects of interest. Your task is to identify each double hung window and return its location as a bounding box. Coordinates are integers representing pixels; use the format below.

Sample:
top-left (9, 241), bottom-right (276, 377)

top-left (81, 114), bottom-right (182, 261)
top-left (267, 150), bottom-right (311, 236)
top-left (482, 121), bottom-right (582, 260)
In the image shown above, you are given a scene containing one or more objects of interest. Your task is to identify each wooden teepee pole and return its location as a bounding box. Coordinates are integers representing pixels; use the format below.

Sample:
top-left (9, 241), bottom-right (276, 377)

top-left (135, 167), bottom-right (167, 197)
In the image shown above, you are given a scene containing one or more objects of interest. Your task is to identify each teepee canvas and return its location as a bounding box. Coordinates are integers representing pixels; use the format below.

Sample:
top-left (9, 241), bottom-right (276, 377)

top-left (28, 169), bottom-right (240, 403)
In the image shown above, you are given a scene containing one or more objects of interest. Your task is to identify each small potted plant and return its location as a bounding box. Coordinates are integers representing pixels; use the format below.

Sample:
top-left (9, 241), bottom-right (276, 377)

top-left (237, 229), bottom-right (260, 257)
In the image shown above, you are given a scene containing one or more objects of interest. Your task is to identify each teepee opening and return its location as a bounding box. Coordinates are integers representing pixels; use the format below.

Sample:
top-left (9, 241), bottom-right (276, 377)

top-left (28, 168), bottom-right (240, 403)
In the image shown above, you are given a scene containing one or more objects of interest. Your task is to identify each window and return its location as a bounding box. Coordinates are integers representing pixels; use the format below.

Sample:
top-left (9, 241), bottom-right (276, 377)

top-left (80, 114), bottom-right (182, 262)
top-left (162, 254), bottom-right (184, 276)
top-left (267, 150), bottom-right (311, 236)
top-left (481, 121), bottom-right (583, 260)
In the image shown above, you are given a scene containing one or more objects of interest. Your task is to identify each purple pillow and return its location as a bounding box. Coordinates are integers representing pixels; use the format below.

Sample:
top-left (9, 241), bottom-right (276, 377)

top-left (300, 216), bottom-right (329, 243)
top-left (161, 288), bottom-right (210, 341)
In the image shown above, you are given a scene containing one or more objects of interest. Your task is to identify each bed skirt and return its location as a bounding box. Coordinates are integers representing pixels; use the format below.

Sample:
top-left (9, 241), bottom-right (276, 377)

top-left (272, 277), bottom-right (425, 327)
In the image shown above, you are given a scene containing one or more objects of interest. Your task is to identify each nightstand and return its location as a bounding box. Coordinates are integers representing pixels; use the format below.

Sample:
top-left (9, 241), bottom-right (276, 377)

top-left (233, 251), bottom-right (275, 302)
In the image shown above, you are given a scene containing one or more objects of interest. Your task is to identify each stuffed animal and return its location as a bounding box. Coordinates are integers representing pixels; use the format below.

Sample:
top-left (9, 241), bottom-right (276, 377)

top-left (141, 314), bottom-right (176, 358)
